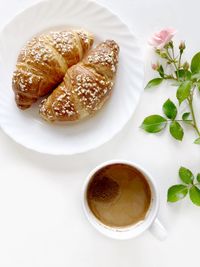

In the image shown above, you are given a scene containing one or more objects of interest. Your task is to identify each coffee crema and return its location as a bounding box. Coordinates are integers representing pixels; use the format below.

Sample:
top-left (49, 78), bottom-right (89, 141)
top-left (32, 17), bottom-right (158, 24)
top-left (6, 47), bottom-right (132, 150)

top-left (87, 164), bottom-right (151, 228)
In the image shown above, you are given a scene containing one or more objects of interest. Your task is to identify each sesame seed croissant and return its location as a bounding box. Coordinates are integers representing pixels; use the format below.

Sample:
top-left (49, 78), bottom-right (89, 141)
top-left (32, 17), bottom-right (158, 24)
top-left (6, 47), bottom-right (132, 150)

top-left (12, 29), bottom-right (94, 109)
top-left (39, 40), bottom-right (119, 122)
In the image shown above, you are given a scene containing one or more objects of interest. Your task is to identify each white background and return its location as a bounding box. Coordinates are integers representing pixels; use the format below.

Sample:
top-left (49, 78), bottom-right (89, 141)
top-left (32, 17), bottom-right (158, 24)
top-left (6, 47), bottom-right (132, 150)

top-left (0, 0), bottom-right (200, 266)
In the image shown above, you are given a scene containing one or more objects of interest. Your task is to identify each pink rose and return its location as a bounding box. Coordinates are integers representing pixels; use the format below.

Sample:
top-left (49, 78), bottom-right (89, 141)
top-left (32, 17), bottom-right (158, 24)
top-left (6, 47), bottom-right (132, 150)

top-left (149, 28), bottom-right (176, 49)
top-left (151, 63), bottom-right (159, 70)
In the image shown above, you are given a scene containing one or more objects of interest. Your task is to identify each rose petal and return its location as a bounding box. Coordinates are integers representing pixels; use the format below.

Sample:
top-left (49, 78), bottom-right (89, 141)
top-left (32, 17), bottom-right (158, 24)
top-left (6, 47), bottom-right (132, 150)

top-left (148, 28), bottom-right (176, 48)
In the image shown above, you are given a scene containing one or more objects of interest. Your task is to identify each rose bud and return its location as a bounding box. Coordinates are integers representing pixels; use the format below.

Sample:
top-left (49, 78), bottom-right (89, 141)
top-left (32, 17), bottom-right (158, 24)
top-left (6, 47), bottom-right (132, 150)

top-left (151, 63), bottom-right (159, 70)
top-left (179, 41), bottom-right (186, 51)
top-left (183, 61), bottom-right (189, 70)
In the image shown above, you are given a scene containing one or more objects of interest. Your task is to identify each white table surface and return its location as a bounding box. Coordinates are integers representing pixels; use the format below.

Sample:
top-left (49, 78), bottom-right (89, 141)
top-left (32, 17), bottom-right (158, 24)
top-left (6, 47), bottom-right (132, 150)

top-left (0, 0), bottom-right (200, 266)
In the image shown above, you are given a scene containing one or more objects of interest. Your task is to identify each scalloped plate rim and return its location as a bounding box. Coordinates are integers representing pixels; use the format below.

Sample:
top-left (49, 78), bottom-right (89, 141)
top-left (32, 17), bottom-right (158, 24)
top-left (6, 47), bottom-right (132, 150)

top-left (0, 0), bottom-right (144, 155)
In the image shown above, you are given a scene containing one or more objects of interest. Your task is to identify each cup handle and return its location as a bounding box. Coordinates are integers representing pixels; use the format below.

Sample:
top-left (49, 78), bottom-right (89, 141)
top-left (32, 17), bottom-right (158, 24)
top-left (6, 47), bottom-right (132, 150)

top-left (149, 218), bottom-right (167, 241)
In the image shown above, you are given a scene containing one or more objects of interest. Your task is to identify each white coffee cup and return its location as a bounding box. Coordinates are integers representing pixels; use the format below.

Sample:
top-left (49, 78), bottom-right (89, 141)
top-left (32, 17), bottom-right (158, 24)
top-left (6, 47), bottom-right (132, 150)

top-left (82, 160), bottom-right (167, 240)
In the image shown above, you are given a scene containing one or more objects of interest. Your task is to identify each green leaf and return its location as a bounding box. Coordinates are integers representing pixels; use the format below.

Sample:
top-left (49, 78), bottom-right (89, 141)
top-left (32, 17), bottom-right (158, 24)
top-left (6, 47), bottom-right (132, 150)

top-left (197, 174), bottom-right (200, 183)
top-left (167, 184), bottom-right (188, 202)
top-left (158, 65), bottom-right (164, 78)
top-left (182, 112), bottom-right (190, 120)
top-left (141, 115), bottom-right (167, 133)
top-left (176, 81), bottom-right (192, 105)
top-left (145, 78), bottom-right (163, 89)
top-left (182, 112), bottom-right (192, 124)
top-left (179, 166), bottom-right (194, 184)
top-left (191, 73), bottom-right (200, 81)
top-left (169, 121), bottom-right (184, 141)
top-left (194, 137), bottom-right (200, 144)
top-left (189, 186), bottom-right (200, 206)
top-left (162, 99), bottom-right (177, 120)
top-left (191, 52), bottom-right (200, 74)
top-left (184, 71), bottom-right (192, 80)
top-left (176, 69), bottom-right (192, 81)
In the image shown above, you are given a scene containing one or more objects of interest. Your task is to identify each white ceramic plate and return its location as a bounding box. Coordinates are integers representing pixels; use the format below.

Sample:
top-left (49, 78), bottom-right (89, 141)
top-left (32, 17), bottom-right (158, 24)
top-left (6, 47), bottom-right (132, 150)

top-left (0, 0), bottom-right (144, 155)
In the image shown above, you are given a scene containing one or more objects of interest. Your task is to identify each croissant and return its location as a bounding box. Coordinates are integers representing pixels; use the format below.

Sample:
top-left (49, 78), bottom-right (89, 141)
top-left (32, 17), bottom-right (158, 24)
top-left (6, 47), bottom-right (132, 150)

top-left (12, 29), bottom-right (94, 109)
top-left (39, 40), bottom-right (119, 122)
